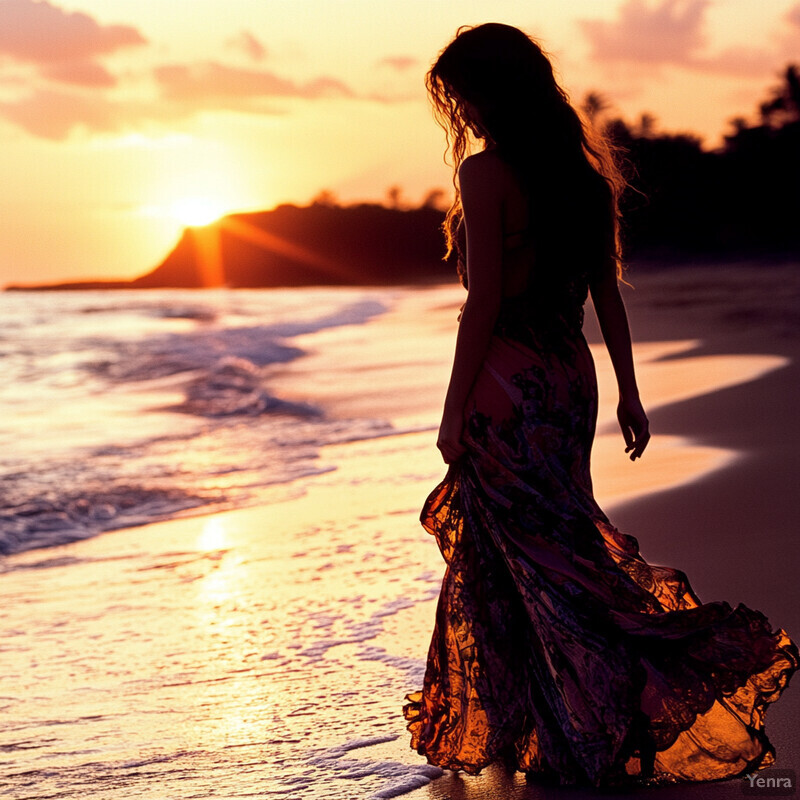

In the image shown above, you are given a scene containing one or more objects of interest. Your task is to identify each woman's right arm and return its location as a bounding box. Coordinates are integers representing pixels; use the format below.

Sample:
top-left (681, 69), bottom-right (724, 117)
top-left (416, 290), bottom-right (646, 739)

top-left (589, 265), bottom-right (651, 460)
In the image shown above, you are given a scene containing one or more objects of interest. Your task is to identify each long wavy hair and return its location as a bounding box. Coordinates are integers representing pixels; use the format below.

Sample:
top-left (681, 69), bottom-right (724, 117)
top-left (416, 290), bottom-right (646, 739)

top-left (427, 23), bottom-right (628, 284)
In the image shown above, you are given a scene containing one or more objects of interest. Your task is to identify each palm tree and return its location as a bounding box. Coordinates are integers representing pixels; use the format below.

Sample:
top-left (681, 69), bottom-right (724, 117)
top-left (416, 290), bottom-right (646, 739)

top-left (636, 113), bottom-right (658, 138)
top-left (759, 65), bottom-right (800, 127)
top-left (582, 91), bottom-right (611, 125)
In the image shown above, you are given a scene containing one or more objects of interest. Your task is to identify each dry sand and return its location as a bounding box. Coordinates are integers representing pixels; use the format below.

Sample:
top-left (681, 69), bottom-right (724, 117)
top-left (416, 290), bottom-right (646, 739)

top-left (1, 261), bottom-right (799, 799)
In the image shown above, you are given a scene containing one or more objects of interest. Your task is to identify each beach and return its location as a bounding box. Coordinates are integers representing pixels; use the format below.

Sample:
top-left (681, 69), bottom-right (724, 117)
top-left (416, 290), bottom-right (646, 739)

top-left (1, 262), bottom-right (799, 799)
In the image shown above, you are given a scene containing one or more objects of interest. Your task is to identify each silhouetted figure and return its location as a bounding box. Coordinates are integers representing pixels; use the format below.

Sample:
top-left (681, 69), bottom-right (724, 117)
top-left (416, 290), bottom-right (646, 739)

top-left (402, 23), bottom-right (798, 789)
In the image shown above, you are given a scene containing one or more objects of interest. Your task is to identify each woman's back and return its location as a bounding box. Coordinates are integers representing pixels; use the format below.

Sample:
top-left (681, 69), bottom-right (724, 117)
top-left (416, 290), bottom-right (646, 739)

top-left (455, 150), bottom-right (592, 330)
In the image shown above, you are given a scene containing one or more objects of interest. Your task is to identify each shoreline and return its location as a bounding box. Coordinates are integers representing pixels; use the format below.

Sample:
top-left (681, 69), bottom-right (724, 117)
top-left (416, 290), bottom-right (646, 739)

top-left (4, 250), bottom-right (797, 294)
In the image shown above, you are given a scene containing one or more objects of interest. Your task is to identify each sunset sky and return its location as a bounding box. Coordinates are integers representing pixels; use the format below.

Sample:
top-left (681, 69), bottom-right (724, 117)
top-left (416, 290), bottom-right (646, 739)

top-left (1, 0), bottom-right (798, 286)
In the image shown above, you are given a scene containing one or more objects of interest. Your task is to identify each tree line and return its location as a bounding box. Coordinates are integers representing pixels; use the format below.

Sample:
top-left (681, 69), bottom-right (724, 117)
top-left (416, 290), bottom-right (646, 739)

top-left (595, 64), bottom-right (800, 259)
top-left (324, 64), bottom-right (800, 262)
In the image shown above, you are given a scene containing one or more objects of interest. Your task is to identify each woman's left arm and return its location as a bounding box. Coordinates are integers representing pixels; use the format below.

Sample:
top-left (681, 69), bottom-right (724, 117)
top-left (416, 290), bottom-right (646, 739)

top-left (437, 155), bottom-right (505, 464)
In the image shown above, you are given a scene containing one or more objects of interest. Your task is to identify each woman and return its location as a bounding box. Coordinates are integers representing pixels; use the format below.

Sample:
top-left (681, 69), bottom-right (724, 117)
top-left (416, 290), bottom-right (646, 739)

top-left (402, 23), bottom-right (797, 789)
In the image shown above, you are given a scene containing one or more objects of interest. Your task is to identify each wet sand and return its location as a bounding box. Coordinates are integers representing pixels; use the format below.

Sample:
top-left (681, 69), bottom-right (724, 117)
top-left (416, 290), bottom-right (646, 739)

top-left (2, 262), bottom-right (799, 799)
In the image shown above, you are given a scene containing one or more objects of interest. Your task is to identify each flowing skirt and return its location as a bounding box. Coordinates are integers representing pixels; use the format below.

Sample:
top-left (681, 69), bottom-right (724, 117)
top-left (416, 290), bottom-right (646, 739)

top-left (402, 310), bottom-right (798, 788)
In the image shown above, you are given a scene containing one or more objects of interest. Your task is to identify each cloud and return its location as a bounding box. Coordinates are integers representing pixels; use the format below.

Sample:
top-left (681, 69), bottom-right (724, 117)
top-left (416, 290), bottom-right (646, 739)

top-left (579, 0), bottom-right (709, 65)
top-left (0, 61), bottom-right (357, 139)
top-left (0, 0), bottom-right (145, 90)
top-left (154, 61), bottom-right (353, 105)
top-left (0, 0), bottom-right (146, 63)
top-left (679, 3), bottom-right (800, 76)
top-left (0, 4), bottom-right (357, 140)
top-left (579, 0), bottom-right (800, 78)
top-left (690, 46), bottom-right (780, 77)
top-left (780, 3), bottom-right (800, 54)
top-left (225, 30), bottom-right (267, 62)
top-left (0, 88), bottom-right (121, 138)
top-left (0, 87), bottom-right (207, 139)
top-left (377, 56), bottom-right (418, 72)
top-left (39, 60), bottom-right (116, 88)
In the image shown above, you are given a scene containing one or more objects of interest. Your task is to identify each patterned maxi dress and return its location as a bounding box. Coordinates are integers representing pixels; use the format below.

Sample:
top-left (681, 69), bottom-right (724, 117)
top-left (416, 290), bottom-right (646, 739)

top-left (401, 231), bottom-right (798, 788)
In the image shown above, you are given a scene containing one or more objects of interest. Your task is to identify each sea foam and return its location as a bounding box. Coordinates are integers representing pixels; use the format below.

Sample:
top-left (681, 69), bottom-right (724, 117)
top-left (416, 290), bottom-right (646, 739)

top-left (0, 288), bottom-right (397, 555)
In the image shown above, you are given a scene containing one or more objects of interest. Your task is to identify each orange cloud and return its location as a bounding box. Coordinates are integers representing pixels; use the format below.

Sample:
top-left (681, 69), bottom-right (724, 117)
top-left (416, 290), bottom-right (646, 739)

top-left (0, 2), bottom-right (364, 139)
top-left (40, 60), bottom-right (116, 88)
top-left (579, 0), bottom-right (800, 78)
top-left (681, 3), bottom-right (800, 76)
top-left (0, 0), bottom-right (144, 93)
top-left (225, 30), bottom-right (267, 62)
top-left (377, 56), bottom-right (418, 72)
top-left (0, 61), bottom-right (357, 139)
top-left (0, 0), bottom-right (146, 63)
top-left (154, 61), bottom-right (353, 105)
top-left (690, 46), bottom-right (781, 77)
top-left (579, 0), bottom-right (708, 65)
top-left (0, 88), bottom-right (121, 138)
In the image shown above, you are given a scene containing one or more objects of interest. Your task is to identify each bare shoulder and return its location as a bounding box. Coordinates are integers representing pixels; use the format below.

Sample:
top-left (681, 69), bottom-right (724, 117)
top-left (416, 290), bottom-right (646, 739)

top-left (458, 150), bottom-right (508, 194)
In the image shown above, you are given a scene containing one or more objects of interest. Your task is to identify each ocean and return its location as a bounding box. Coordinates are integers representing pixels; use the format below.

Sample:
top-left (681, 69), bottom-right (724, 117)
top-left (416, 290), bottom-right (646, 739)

top-left (0, 285), bottom-right (465, 800)
top-left (0, 288), bottom-right (416, 556)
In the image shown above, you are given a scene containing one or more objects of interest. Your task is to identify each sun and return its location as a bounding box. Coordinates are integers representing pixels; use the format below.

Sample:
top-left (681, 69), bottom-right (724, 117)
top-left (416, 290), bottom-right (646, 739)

top-left (170, 196), bottom-right (226, 227)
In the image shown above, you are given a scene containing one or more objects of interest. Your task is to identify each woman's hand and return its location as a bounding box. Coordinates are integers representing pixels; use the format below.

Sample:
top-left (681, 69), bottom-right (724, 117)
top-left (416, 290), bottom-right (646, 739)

top-left (437, 407), bottom-right (467, 464)
top-left (617, 395), bottom-right (650, 460)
